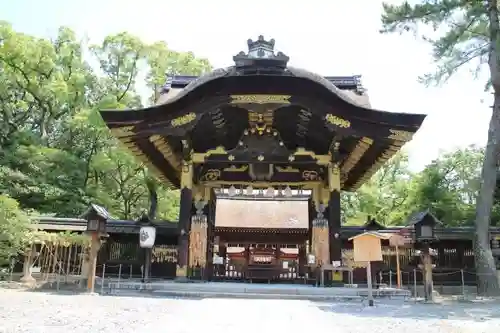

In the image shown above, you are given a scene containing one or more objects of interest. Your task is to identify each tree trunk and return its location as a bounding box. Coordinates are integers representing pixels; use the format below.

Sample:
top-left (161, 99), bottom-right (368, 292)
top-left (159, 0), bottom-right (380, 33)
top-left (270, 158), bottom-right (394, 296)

top-left (146, 177), bottom-right (158, 220)
top-left (473, 0), bottom-right (500, 297)
top-left (474, 91), bottom-right (500, 295)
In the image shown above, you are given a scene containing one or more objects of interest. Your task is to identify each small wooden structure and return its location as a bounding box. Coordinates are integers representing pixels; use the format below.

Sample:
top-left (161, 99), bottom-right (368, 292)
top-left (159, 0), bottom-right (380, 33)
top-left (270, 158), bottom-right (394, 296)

top-left (30, 215), bottom-right (500, 286)
top-left (81, 204), bottom-right (110, 293)
top-left (407, 210), bottom-right (441, 301)
top-left (349, 232), bottom-right (389, 306)
top-left (214, 196), bottom-right (309, 282)
top-left (388, 233), bottom-right (410, 288)
top-left (349, 231), bottom-right (389, 262)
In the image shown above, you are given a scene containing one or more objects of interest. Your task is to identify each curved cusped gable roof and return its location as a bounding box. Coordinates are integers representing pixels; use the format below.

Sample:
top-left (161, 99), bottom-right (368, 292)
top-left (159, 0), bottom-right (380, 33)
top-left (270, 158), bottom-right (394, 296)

top-left (286, 66), bottom-right (372, 108)
top-left (154, 65), bottom-right (374, 115)
top-left (155, 67), bottom-right (234, 105)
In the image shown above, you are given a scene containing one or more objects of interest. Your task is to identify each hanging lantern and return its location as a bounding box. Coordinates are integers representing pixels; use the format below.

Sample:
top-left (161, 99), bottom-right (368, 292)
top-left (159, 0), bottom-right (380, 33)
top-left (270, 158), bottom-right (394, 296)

top-left (265, 186), bottom-right (275, 197)
top-left (139, 226), bottom-right (157, 248)
top-left (245, 185), bottom-right (253, 196)
top-left (228, 185), bottom-right (237, 197)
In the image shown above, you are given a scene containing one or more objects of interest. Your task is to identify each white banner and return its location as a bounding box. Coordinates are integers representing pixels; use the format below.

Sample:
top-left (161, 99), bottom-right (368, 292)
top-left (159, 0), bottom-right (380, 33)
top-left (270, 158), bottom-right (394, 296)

top-left (307, 254), bottom-right (316, 264)
top-left (139, 226), bottom-right (156, 248)
top-left (213, 255), bottom-right (223, 265)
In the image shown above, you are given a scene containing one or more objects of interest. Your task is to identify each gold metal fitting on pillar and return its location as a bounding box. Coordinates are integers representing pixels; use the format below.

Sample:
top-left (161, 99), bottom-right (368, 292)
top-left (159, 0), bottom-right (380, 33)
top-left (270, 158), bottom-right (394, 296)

top-left (311, 204), bottom-right (329, 266)
top-left (189, 199), bottom-right (209, 268)
top-left (328, 163), bottom-right (341, 192)
top-left (181, 161), bottom-right (193, 189)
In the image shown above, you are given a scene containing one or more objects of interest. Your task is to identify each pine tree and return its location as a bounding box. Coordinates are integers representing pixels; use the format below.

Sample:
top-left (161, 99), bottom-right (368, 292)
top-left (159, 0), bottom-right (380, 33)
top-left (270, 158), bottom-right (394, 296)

top-left (381, 0), bottom-right (500, 296)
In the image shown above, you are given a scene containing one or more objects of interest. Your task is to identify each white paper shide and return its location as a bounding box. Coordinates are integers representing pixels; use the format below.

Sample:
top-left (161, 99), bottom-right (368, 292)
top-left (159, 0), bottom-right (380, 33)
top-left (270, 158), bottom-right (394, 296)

top-left (139, 226), bottom-right (156, 248)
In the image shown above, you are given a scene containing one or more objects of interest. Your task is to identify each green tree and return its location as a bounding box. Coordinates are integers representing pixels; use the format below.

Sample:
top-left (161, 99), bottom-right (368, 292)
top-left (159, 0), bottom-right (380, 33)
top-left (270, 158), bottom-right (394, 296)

top-left (0, 195), bottom-right (31, 266)
top-left (381, 0), bottom-right (500, 295)
top-left (145, 41), bottom-right (212, 103)
top-left (408, 145), bottom-right (485, 225)
top-left (343, 152), bottom-right (413, 226)
top-left (0, 24), bottom-right (211, 221)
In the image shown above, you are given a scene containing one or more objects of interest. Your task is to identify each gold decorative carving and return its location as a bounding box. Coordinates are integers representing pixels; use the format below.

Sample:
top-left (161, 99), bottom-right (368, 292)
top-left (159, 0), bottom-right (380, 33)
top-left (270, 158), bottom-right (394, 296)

top-left (230, 94), bottom-right (291, 104)
top-left (207, 146), bottom-right (227, 155)
top-left (201, 169), bottom-right (221, 181)
top-left (176, 265), bottom-right (187, 277)
top-left (192, 146), bottom-right (228, 163)
top-left (328, 163), bottom-right (341, 192)
top-left (312, 226), bottom-right (329, 266)
top-left (171, 112), bottom-right (196, 127)
top-left (181, 161), bottom-right (193, 189)
top-left (341, 137), bottom-right (373, 175)
top-left (388, 129), bottom-right (413, 141)
top-left (189, 213), bottom-right (208, 268)
top-left (276, 166), bottom-right (299, 173)
top-left (111, 128), bottom-right (167, 185)
top-left (149, 135), bottom-right (182, 170)
top-left (325, 114), bottom-right (351, 128)
top-left (312, 185), bottom-right (321, 208)
top-left (248, 110), bottom-right (274, 133)
top-left (200, 180), bottom-right (321, 189)
top-left (224, 165), bottom-right (248, 172)
top-left (351, 145), bottom-right (400, 190)
top-left (302, 170), bottom-right (319, 181)
top-left (293, 148), bottom-right (330, 165)
top-left (110, 126), bottom-right (134, 138)
top-left (228, 155), bottom-right (235, 161)
top-left (118, 138), bottom-right (173, 188)
top-left (320, 186), bottom-right (330, 205)
top-left (257, 155), bottom-right (264, 161)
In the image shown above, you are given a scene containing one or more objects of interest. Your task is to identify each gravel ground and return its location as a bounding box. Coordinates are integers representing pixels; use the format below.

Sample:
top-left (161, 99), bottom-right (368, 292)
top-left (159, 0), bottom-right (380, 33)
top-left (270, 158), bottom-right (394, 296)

top-left (1, 290), bottom-right (500, 333)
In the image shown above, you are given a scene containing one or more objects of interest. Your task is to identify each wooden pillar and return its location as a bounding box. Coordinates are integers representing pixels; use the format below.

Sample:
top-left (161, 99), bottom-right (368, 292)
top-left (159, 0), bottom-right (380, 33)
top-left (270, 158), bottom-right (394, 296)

top-left (143, 248), bottom-right (152, 282)
top-left (189, 187), bottom-right (210, 277)
top-left (308, 198), bottom-right (314, 253)
top-left (219, 243), bottom-right (227, 277)
top-left (311, 186), bottom-right (330, 268)
top-left (422, 245), bottom-right (434, 302)
top-left (205, 197), bottom-right (215, 280)
top-left (79, 247), bottom-right (90, 288)
top-left (328, 162), bottom-right (342, 264)
top-left (298, 244), bottom-right (306, 277)
top-left (177, 161), bottom-right (193, 280)
top-left (87, 232), bottom-right (100, 293)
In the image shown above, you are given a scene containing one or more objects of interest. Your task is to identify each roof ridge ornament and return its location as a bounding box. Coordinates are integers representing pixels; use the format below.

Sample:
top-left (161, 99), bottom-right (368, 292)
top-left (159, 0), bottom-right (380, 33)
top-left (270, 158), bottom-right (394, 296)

top-left (233, 35), bottom-right (289, 72)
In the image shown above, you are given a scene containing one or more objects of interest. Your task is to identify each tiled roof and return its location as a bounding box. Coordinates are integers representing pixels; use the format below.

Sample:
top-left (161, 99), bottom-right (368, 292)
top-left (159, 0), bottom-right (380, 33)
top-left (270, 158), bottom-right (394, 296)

top-left (406, 210), bottom-right (442, 226)
top-left (215, 198), bottom-right (308, 229)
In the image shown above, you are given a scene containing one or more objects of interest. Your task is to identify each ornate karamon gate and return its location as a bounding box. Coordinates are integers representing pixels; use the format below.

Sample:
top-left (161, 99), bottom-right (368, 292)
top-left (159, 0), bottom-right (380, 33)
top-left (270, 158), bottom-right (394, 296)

top-left (99, 36), bottom-right (426, 282)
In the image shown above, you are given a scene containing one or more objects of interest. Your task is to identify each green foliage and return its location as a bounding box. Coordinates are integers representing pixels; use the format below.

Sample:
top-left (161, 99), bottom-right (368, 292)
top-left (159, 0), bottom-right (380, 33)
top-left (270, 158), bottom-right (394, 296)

top-left (0, 195), bottom-right (31, 265)
top-left (381, 0), bottom-right (489, 86)
top-left (0, 22), bottom-right (209, 221)
top-left (381, 0), bottom-right (500, 295)
top-left (344, 146), bottom-right (490, 227)
top-left (0, 21), bottom-right (491, 228)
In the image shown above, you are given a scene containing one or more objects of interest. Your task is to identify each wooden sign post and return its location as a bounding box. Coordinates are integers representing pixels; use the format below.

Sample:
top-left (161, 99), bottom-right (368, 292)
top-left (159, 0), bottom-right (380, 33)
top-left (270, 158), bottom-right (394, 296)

top-left (82, 204), bottom-right (110, 294)
top-left (389, 233), bottom-right (407, 289)
top-left (349, 232), bottom-right (389, 306)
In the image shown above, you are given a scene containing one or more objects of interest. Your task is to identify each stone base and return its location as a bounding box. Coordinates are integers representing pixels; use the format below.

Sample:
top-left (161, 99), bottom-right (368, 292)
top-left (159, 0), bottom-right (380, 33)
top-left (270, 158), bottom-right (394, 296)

top-left (85, 292), bottom-right (100, 296)
top-left (20, 275), bottom-right (36, 284)
top-left (174, 276), bottom-right (192, 283)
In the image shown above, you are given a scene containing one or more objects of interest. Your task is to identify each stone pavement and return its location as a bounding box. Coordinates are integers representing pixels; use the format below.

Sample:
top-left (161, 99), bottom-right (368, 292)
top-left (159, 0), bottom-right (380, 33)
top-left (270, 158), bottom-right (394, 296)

top-left (1, 289), bottom-right (499, 333)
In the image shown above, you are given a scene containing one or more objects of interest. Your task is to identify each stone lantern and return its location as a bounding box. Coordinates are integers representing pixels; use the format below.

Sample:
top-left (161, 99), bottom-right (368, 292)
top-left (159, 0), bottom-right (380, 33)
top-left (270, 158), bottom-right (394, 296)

top-left (408, 211), bottom-right (438, 243)
top-left (406, 210), bottom-right (441, 302)
top-left (83, 204), bottom-right (109, 234)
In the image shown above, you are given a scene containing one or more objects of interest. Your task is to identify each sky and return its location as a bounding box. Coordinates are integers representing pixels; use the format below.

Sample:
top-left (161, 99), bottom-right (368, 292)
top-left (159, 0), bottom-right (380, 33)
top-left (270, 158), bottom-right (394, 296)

top-left (2, 0), bottom-right (493, 171)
